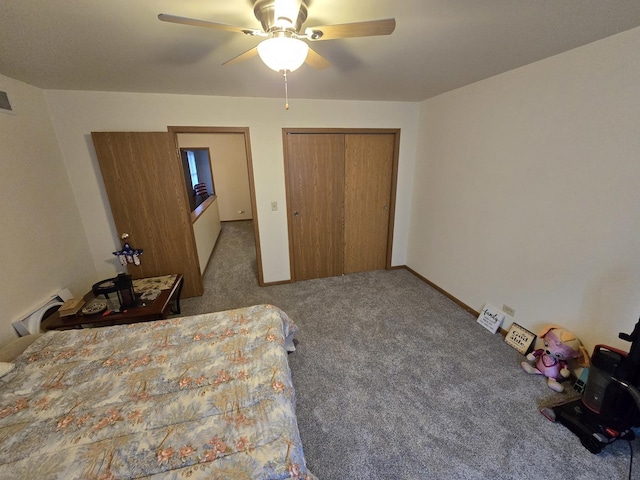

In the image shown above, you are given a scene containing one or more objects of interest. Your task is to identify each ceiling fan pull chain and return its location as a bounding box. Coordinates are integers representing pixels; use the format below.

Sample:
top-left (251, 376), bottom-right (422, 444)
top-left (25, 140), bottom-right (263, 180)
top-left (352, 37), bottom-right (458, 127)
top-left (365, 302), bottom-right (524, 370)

top-left (283, 71), bottom-right (290, 110)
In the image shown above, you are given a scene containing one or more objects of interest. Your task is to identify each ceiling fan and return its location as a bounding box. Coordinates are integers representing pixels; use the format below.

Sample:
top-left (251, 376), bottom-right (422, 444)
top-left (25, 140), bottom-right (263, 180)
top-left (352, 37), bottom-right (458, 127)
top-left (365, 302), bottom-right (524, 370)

top-left (158, 0), bottom-right (396, 73)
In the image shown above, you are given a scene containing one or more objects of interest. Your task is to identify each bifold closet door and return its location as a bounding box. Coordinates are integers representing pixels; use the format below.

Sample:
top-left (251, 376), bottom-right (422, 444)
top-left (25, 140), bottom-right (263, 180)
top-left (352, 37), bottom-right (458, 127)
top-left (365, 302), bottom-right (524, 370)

top-left (343, 133), bottom-right (395, 273)
top-left (286, 134), bottom-right (345, 281)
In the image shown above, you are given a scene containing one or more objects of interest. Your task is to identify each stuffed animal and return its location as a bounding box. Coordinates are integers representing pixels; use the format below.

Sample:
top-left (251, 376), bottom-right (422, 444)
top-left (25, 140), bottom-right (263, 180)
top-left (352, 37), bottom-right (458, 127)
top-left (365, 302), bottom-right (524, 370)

top-left (521, 326), bottom-right (589, 392)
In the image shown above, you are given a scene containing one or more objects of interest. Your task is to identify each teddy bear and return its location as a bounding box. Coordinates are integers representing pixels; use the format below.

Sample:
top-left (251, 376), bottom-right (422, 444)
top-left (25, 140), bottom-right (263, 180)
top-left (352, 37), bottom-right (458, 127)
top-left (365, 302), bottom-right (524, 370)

top-left (521, 326), bottom-right (589, 392)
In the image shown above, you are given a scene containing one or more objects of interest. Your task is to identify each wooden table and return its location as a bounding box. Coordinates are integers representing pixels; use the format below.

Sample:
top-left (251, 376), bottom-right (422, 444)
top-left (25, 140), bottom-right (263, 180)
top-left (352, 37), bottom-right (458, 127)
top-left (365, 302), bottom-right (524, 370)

top-left (42, 274), bottom-right (184, 331)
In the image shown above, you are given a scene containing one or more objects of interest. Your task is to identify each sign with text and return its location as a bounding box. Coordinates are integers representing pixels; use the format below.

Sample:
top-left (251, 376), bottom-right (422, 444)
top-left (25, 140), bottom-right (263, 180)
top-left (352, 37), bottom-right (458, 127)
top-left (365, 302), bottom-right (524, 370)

top-left (505, 323), bottom-right (537, 355)
top-left (477, 304), bottom-right (505, 334)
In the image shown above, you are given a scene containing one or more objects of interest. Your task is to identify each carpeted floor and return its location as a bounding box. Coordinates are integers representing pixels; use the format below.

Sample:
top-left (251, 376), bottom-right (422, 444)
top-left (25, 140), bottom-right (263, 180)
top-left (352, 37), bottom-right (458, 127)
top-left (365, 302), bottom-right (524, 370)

top-left (181, 221), bottom-right (637, 480)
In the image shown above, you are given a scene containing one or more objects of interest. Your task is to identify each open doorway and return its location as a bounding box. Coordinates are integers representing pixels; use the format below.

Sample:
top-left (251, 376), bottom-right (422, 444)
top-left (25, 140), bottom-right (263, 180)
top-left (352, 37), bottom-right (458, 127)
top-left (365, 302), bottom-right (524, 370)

top-left (169, 126), bottom-right (264, 286)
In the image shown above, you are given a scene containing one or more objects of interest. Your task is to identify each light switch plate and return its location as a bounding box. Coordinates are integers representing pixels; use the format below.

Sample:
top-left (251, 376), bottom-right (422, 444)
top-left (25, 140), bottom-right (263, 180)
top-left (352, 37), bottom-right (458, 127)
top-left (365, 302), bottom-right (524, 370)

top-left (502, 304), bottom-right (515, 317)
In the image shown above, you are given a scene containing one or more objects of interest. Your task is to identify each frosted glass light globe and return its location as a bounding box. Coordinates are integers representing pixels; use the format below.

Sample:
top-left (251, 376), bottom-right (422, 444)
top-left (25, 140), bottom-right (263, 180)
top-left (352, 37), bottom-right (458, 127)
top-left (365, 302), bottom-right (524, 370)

top-left (257, 37), bottom-right (309, 72)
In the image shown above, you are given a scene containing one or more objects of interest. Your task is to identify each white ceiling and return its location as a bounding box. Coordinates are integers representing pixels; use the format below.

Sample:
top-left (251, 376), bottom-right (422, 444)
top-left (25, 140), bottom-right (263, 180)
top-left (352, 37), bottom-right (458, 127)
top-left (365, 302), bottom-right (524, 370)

top-left (2, 0), bottom-right (640, 102)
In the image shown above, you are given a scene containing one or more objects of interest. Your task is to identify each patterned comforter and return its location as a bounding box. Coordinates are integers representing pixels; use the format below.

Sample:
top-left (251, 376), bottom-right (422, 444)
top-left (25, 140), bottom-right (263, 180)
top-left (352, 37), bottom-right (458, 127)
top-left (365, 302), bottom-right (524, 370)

top-left (0, 304), bottom-right (313, 480)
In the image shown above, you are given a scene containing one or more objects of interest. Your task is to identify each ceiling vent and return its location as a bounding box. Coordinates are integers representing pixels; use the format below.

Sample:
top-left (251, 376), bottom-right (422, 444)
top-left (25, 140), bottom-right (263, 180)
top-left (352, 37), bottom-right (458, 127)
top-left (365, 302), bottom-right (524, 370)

top-left (0, 91), bottom-right (14, 114)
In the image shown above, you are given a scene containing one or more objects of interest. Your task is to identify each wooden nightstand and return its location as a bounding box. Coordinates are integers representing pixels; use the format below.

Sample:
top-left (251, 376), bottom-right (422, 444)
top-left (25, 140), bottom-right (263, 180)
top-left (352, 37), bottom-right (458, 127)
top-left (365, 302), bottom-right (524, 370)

top-left (42, 274), bottom-right (184, 331)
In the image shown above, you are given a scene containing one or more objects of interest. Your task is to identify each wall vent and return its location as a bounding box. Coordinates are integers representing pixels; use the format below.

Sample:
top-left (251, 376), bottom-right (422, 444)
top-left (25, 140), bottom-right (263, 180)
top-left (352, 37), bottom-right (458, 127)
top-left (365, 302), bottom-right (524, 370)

top-left (0, 91), bottom-right (15, 114)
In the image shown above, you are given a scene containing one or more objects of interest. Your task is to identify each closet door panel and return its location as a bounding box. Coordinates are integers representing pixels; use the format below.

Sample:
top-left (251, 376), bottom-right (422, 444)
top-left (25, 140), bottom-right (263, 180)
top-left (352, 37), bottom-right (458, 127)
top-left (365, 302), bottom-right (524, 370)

top-left (92, 132), bottom-right (203, 297)
top-left (344, 134), bottom-right (395, 273)
top-left (287, 134), bottom-right (345, 280)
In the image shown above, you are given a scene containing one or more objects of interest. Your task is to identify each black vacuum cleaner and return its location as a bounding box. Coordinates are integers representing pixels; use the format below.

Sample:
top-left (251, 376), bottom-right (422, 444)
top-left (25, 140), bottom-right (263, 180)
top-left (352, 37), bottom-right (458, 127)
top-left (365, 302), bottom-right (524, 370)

top-left (540, 317), bottom-right (640, 454)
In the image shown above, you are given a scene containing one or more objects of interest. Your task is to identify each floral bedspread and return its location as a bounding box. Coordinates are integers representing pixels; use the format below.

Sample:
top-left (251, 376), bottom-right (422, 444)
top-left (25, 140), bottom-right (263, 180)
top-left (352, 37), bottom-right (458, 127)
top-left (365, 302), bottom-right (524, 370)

top-left (0, 304), bottom-right (314, 480)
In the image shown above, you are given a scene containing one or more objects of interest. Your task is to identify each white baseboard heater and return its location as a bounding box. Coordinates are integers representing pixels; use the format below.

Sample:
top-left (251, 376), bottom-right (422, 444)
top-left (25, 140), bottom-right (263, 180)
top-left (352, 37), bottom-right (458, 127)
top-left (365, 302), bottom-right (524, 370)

top-left (12, 288), bottom-right (73, 336)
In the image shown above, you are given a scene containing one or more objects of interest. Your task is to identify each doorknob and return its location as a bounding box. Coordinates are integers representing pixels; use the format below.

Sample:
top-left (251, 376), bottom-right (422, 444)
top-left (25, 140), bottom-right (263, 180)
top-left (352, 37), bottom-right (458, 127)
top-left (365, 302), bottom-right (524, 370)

top-left (121, 233), bottom-right (130, 240)
top-left (293, 211), bottom-right (299, 217)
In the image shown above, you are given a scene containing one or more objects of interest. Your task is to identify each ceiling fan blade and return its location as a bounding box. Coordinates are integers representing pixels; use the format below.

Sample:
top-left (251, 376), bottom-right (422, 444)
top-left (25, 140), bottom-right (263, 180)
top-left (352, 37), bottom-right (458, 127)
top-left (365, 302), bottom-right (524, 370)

top-left (305, 18), bottom-right (396, 41)
top-left (305, 47), bottom-right (331, 70)
top-left (222, 46), bottom-right (259, 66)
top-left (158, 13), bottom-right (263, 36)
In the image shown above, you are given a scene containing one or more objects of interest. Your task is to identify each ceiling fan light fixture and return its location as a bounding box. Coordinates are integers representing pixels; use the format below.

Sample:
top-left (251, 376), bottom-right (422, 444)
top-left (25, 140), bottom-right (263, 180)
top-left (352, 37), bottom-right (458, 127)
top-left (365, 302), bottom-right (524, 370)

top-left (257, 36), bottom-right (309, 72)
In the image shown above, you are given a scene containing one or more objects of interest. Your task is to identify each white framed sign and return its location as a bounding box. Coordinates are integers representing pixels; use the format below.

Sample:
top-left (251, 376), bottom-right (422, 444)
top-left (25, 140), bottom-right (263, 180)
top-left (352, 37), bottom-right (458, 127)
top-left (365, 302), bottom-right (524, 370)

top-left (477, 304), bottom-right (505, 334)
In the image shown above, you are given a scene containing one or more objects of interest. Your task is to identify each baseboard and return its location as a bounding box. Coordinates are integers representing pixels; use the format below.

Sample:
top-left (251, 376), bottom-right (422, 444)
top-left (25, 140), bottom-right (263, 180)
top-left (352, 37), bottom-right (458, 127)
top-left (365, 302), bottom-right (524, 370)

top-left (401, 266), bottom-right (480, 317)
top-left (400, 265), bottom-right (509, 336)
top-left (261, 279), bottom-right (293, 287)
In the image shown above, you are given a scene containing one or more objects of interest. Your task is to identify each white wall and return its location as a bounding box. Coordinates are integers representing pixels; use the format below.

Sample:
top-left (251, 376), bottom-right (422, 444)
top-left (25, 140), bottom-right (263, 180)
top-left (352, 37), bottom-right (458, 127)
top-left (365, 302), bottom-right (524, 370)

top-left (408, 26), bottom-right (640, 352)
top-left (0, 74), bottom-right (96, 346)
top-left (44, 92), bottom-right (418, 283)
top-left (192, 197), bottom-right (221, 275)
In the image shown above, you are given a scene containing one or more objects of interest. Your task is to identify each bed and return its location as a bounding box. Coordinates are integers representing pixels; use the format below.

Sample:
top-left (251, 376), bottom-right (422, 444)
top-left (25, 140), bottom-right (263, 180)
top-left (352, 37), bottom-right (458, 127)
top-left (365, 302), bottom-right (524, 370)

top-left (0, 304), bottom-right (315, 480)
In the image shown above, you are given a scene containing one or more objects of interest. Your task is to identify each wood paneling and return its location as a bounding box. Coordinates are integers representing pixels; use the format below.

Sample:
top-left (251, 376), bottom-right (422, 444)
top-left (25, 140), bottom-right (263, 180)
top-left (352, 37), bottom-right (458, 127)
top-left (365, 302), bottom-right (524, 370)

top-left (286, 134), bottom-right (345, 280)
top-left (344, 134), bottom-right (395, 273)
top-left (92, 132), bottom-right (203, 297)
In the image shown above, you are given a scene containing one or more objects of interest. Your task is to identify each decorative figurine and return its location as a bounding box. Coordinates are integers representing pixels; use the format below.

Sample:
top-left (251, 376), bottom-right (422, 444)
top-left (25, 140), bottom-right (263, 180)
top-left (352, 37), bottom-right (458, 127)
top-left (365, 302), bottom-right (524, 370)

top-left (113, 242), bottom-right (143, 266)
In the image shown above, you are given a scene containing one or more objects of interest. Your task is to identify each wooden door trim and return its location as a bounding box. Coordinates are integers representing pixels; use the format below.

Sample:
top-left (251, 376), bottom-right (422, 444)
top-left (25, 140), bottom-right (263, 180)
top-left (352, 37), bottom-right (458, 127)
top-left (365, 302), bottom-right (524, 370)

top-left (282, 129), bottom-right (297, 282)
top-left (284, 128), bottom-right (401, 135)
top-left (282, 128), bottom-right (401, 281)
top-left (168, 126), bottom-right (265, 286)
top-left (386, 130), bottom-right (401, 270)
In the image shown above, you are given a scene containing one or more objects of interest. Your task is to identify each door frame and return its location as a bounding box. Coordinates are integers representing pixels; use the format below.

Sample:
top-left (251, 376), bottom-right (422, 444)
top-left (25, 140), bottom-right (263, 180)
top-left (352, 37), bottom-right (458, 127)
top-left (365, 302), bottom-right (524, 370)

top-left (282, 128), bottom-right (401, 282)
top-left (168, 126), bottom-right (265, 286)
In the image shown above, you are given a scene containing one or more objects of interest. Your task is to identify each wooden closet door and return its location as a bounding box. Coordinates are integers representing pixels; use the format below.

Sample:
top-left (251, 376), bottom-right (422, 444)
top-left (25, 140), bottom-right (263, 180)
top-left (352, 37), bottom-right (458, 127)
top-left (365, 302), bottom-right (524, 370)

top-left (344, 134), bottom-right (395, 273)
top-left (91, 132), bottom-right (203, 297)
top-left (286, 134), bottom-right (345, 281)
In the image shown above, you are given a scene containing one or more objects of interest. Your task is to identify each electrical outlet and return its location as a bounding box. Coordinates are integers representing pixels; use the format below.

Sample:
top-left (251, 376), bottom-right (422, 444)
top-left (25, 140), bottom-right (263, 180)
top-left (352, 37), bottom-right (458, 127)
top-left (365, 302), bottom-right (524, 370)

top-left (502, 304), bottom-right (515, 317)
top-left (271, 201), bottom-right (278, 212)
